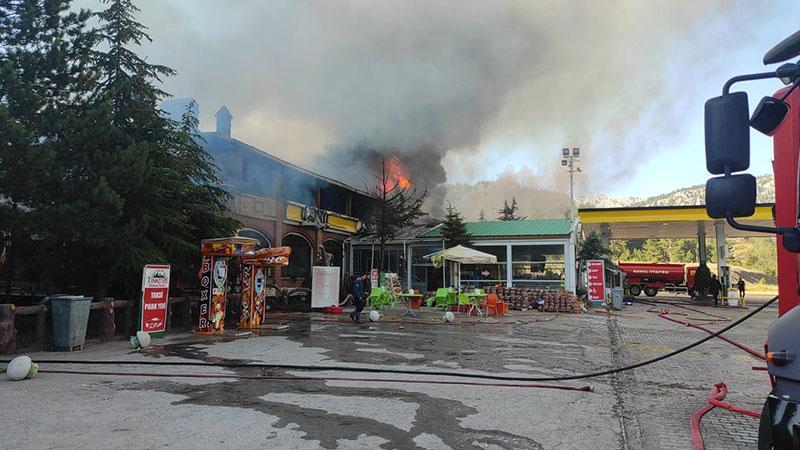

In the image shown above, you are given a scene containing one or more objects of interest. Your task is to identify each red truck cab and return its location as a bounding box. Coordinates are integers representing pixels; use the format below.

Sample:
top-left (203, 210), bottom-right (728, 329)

top-left (703, 29), bottom-right (800, 448)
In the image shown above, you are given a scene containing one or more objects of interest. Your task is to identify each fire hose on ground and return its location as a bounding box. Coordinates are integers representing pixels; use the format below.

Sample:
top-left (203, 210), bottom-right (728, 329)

top-left (1, 296), bottom-right (778, 396)
top-left (638, 299), bottom-right (765, 449)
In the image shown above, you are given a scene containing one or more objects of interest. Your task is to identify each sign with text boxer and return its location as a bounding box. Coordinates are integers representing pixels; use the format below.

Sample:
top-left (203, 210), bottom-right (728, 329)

top-left (198, 255), bottom-right (213, 332)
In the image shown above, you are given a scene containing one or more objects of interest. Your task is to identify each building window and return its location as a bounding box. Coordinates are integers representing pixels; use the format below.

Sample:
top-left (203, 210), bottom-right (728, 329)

top-left (281, 234), bottom-right (312, 281)
top-left (237, 228), bottom-right (271, 248)
top-left (322, 239), bottom-right (343, 267)
top-left (411, 246), bottom-right (444, 293)
top-left (511, 244), bottom-right (564, 288)
top-left (351, 247), bottom-right (374, 276)
top-left (460, 245), bottom-right (507, 288)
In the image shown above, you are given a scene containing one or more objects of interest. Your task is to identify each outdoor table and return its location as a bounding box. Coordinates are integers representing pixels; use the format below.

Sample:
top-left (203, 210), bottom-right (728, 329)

top-left (398, 293), bottom-right (423, 317)
top-left (465, 293), bottom-right (486, 317)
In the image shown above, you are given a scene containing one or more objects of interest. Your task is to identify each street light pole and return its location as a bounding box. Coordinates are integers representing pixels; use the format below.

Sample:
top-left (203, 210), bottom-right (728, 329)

top-left (561, 147), bottom-right (581, 219)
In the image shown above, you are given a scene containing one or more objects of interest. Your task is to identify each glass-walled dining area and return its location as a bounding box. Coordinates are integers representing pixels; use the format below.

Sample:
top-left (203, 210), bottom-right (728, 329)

top-left (460, 242), bottom-right (567, 290)
top-left (348, 238), bottom-right (574, 293)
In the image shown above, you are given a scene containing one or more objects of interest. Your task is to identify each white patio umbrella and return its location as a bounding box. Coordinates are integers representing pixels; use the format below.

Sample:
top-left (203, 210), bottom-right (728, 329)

top-left (424, 245), bottom-right (498, 289)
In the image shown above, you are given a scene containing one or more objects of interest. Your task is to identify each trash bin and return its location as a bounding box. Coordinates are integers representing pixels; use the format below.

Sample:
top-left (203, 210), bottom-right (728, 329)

top-left (612, 288), bottom-right (624, 310)
top-left (50, 295), bottom-right (92, 351)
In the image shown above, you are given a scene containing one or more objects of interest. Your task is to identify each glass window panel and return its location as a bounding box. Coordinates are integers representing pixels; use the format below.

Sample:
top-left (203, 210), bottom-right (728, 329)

top-left (512, 280), bottom-right (564, 289)
top-left (511, 244), bottom-right (564, 262)
top-left (473, 245), bottom-right (507, 262)
top-left (412, 246), bottom-right (443, 264)
top-left (460, 263), bottom-right (506, 282)
top-left (512, 262), bottom-right (564, 281)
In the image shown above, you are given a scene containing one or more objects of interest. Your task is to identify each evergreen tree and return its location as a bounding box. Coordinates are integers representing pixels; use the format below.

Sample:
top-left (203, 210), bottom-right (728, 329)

top-left (1, 0), bottom-right (238, 297)
top-left (80, 0), bottom-right (238, 297)
top-left (478, 209), bottom-right (486, 222)
top-left (0, 1), bottom-right (97, 287)
top-left (441, 203), bottom-right (470, 248)
top-left (578, 231), bottom-right (610, 266)
top-left (497, 200), bottom-right (511, 220)
top-left (497, 196), bottom-right (526, 220)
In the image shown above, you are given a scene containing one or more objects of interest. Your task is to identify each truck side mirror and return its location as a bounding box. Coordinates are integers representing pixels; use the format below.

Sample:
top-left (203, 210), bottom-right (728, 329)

top-left (705, 174), bottom-right (757, 219)
top-left (751, 96), bottom-right (790, 135)
top-left (705, 92), bottom-right (750, 174)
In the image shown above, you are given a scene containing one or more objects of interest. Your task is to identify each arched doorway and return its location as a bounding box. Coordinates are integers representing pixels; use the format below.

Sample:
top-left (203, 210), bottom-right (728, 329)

top-left (236, 228), bottom-right (271, 249)
top-left (281, 233), bottom-right (312, 284)
top-left (323, 239), bottom-right (343, 268)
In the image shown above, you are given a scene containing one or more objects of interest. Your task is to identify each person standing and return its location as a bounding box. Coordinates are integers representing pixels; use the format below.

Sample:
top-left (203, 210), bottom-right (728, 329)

top-left (737, 277), bottom-right (746, 301)
top-left (693, 263), bottom-right (711, 299)
top-left (710, 274), bottom-right (722, 306)
top-left (349, 274), bottom-right (366, 323)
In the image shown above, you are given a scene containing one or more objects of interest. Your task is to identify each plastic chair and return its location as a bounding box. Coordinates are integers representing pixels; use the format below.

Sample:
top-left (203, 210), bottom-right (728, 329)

top-left (457, 293), bottom-right (472, 306)
top-left (485, 294), bottom-right (498, 316)
top-left (426, 288), bottom-right (450, 307)
top-left (368, 287), bottom-right (391, 309)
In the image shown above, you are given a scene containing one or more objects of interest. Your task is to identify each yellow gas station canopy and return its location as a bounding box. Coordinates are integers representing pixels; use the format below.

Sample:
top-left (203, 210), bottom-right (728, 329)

top-left (579, 204), bottom-right (775, 239)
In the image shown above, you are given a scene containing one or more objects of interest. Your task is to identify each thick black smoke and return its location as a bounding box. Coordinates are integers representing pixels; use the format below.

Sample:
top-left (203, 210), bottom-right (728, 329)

top-left (74, 0), bottom-right (789, 212)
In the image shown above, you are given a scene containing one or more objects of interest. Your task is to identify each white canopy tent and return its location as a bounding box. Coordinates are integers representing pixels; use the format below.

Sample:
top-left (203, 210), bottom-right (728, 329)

top-left (424, 245), bottom-right (498, 289)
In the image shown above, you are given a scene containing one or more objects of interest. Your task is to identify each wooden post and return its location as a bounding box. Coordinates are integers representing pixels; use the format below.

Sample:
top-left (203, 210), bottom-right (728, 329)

top-left (166, 297), bottom-right (174, 331)
top-left (120, 300), bottom-right (132, 337)
top-left (35, 305), bottom-right (47, 349)
top-left (99, 298), bottom-right (115, 342)
top-left (0, 304), bottom-right (16, 355)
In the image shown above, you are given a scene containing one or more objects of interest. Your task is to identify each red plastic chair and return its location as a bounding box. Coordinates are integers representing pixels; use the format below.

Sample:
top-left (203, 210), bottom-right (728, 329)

top-left (485, 294), bottom-right (498, 316)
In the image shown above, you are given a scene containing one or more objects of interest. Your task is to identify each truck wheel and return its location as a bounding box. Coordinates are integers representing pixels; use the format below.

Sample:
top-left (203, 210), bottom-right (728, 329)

top-left (644, 287), bottom-right (659, 297)
top-left (758, 398), bottom-right (772, 450)
top-left (629, 285), bottom-right (642, 296)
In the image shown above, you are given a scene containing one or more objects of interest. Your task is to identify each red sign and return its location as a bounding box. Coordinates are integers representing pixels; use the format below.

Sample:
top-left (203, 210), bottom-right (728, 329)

top-left (140, 264), bottom-right (171, 335)
top-left (587, 260), bottom-right (606, 303)
top-left (370, 268), bottom-right (379, 289)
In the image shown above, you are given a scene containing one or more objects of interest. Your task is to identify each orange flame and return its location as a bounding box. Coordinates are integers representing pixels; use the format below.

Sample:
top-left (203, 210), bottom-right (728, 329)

top-left (383, 156), bottom-right (411, 192)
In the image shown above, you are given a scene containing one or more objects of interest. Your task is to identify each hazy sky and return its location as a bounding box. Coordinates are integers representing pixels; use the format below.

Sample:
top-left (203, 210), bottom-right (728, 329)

top-left (77, 0), bottom-right (798, 199)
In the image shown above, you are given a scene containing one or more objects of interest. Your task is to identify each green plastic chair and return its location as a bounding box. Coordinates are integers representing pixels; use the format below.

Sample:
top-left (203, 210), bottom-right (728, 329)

top-left (426, 288), bottom-right (450, 307)
top-left (457, 293), bottom-right (472, 306)
top-left (368, 287), bottom-right (391, 309)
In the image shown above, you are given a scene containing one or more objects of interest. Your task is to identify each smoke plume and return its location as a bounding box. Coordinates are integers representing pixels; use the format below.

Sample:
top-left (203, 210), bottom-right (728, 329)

top-left (75, 0), bottom-right (791, 214)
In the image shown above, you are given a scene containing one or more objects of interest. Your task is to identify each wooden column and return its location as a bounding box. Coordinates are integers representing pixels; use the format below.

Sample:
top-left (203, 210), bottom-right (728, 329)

top-left (35, 305), bottom-right (47, 349)
top-left (99, 298), bottom-right (116, 342)
top-left (0, 304), bottom-right (16, 355)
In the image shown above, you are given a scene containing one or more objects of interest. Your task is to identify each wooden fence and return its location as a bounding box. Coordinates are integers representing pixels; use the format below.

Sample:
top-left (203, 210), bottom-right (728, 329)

top-left (0, 296), bottom-right (199, 355)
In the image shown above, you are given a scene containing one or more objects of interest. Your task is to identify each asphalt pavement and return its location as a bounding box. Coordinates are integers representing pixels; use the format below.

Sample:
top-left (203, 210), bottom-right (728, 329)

top-left (1, 295), bottom-right (777, 449)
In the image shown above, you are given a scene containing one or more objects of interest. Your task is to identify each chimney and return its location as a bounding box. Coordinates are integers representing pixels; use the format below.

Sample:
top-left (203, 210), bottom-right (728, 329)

top-left (215, 105), bottom-right (232, 138)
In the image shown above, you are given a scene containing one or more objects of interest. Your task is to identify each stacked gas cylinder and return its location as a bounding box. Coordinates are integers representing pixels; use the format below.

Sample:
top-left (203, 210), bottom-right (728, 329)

top-left (486, 286), bottom-right (581, 313)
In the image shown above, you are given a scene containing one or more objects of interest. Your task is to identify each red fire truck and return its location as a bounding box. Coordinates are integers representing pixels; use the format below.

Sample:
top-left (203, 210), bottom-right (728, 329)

top-left (617, 262), bottom-right (697, 297)
top-left (704, 29), bottom-right (800, 447)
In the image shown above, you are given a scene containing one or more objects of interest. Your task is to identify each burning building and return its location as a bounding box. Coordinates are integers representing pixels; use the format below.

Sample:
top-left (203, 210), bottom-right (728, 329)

top-left (175, 100), bottom-right (374, 289)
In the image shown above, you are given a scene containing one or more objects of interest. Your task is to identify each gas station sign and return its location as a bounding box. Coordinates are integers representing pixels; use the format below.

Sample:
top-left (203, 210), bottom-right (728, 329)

top-left (140, 264), bottom-right (171, 337)
top-left (587, 260), bottom-right (605, 306)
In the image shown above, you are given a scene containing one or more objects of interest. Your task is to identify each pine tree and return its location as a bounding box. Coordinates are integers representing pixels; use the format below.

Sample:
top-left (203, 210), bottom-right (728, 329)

top-left (77, 0), bottom-right (238, 297)
top-left (0, 1), bottom-right (98, 288)
top-left (497, 197), bottom-right (526, 221)
top-left (497, 200), bottom-right (511, 220)
top-left (578, 232), bottom-right (610, 266)
top-left (1, 0), bottom-right (238, 298)
top-left (441, 203), bottom-right (470, 248)
top-left (478, 209), bottom-right (486, 222)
